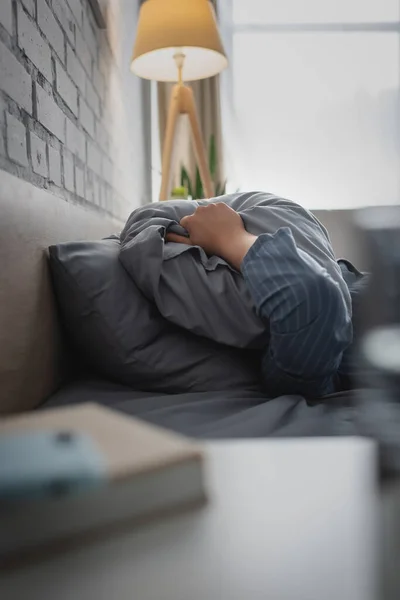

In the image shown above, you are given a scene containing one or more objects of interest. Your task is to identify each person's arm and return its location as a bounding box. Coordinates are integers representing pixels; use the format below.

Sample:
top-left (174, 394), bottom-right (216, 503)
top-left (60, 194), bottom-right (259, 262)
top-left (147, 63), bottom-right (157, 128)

top-left (241, 227), bottom-right (353, 397)
top-left (166, 202), bottom-right (352, 397)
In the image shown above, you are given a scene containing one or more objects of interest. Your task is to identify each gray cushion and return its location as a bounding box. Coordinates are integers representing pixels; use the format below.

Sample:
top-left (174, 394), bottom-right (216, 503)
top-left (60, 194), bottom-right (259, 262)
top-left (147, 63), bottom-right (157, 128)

top-left (49, 239), bottom-right (261, 393)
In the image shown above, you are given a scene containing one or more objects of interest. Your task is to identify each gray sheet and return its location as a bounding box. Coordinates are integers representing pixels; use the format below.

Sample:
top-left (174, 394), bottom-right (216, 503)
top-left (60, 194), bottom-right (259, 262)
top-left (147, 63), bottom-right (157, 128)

top-left (45, 379), bottom-right (358, 439)
top-left (120, 192), bottom-right (351, 349)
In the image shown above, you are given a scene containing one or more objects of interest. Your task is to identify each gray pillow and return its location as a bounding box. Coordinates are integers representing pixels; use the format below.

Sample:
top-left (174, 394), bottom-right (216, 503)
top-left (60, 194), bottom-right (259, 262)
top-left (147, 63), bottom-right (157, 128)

top-left (49, 239), bottom-right (261, 393)
top-left (120, 192), bottom-right (351, 349)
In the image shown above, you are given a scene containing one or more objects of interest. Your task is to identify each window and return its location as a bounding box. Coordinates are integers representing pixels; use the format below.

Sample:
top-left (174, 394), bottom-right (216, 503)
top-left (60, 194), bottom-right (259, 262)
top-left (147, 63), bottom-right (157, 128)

top-left (219, 0), bottom-right (400, 209)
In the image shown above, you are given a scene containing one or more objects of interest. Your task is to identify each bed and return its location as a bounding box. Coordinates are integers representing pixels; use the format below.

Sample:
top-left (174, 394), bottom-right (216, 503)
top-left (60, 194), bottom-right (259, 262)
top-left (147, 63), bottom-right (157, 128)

top-left (0, 169), bottom-right (358, 438)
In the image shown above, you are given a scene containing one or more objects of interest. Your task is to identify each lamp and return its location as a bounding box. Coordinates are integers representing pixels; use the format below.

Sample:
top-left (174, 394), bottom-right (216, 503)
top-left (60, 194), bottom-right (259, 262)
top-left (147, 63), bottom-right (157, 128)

top-left (131, 0), bottom-right (228, 201)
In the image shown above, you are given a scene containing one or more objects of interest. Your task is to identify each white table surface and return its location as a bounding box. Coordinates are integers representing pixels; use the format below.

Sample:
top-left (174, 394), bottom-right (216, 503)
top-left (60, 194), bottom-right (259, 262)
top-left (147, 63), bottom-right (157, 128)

top-left (1, 438), bottom-right (379, 600)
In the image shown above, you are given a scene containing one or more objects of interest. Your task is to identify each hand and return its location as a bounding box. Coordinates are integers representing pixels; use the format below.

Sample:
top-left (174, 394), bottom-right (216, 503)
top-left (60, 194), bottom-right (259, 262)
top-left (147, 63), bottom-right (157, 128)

top-left (166, 203), bottom-right (257, 270)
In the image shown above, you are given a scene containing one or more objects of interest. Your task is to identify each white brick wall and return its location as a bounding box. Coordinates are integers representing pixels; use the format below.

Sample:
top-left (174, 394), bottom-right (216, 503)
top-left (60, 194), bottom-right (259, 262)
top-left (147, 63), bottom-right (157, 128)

top-left (66, 118), bottom-right (85, 160)
top-left (6, 113), bottom-right (28, 167)
top-left (92, 64), bottom-right (105, 98)
top-left (87, 138), bottom-right (101, 176)
top-left (85, 167), bottom-right (95, 203)
top-left (79, 97), bottom-right (95, 137)
top-left (63, 148), bottom-right (75, 192)
top-left (48, 144), bottom-right (62, 186)
top-left (0, 97), bottom-right (7, 157)
top-left (0, 0), bottom-right (13, 36)
top-left (66, 43), bottom-right (86, 94)
top-left (37, 0), bottom-right (65, 63)
top-left (30, 131), bottom-right (48, 177)
top-left (56, 60), bottom-right (78, 116)
top-left (0, 41), bottom-right (32, 113)
top-left (36, 83), bottom-right (66, 142)
top-left (83, 9), bottom-right (98, 60)
top-left (96, 120), bottom-right (109, 152)
top-left (85, 78), bottom-right (100, 117)
top-left (18, 4), bottom-right (53, 82)
top-left (0, 0), bottom-right (149, 221)
top-left (20, 0), bottom-right (35, 18)
top-left (75, 25), bottom-right (91, 76)
top-left (75, 162), bottom-right (85, 197)
top-left (67, 0), bottom-right (83, 28)
top-left (52, 0), bottom-right (76, 49)
top-left (102, 155), bottom-right (113, 186)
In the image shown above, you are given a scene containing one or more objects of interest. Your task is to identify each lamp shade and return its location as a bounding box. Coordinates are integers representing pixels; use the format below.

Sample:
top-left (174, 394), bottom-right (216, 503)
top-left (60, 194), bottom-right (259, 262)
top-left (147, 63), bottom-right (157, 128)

top-left (131, 0), bottom-right (228, 82)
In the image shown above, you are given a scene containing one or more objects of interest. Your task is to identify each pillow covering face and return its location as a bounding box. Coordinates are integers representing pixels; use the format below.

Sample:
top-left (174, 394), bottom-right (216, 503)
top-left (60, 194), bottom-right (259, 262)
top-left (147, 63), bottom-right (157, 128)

top-left (119, 192), bottom-right (351, 349)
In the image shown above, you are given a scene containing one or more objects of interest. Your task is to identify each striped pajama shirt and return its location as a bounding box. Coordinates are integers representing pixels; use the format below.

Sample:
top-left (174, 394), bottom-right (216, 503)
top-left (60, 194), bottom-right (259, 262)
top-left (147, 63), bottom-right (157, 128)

top-left (241, 227), bottom-right (354, 398)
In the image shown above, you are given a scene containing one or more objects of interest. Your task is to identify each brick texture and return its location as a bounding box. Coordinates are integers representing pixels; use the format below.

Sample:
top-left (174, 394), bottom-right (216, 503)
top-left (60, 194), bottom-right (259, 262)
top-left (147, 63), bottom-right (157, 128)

top-left (66, 118), bottom-right (85, 160)
top-left (75, 161), bottom-right (85, 197)
top-left (96, 120), bottom-right (109, 152)
top-left (87, 138), bottom-right (101, 176)
top-left (56, 60), bottom-right (78, 116)
top-left (82, 9), bottom-right (97, 60)
top-left (85, 167), bottom-right (94, 202)
top-left (66, 43), bottom-right (85, 94)
top-left (86, 168), bottom-right (103, 207)
top-left (6, 113), bottom-right (28, 167)
top-left (30, 131), bottom-right (48, 177)
top-left (92, 64), bottom-right (104, 98)
top-left (0, 0), bottom-right (13, 35)
top-left (75, 25), bottom-right (91, 76)
top-left (37, 0), bottom-right (65, 62)
top-left (0, 0), bottom-right (147, 221)
top-left (18, 4), bottom-right (52, 82)
top-left (52, 0), bottom-right (76, 48)
top-left (63, 149), bottom-right (74, 192)
top-left (36, 84), bottom-right (66, 142)
top-left (85, 78), bottom-right (100, 117)
top-left (0, 96), bottom-right (7, 157)
top-left (102, 155), bottom-right (113, 186)
top-left (20, 0), bottom-right (36, 18)
top-left (48, 144), bottom-right (62, 186)
top-left (96, 179), bottom-right (104, 208)
top-left (79, 96), bottom-right (95, 137)
top-left (67, 0), bottom-right (83, 28)
top-left (0, 41), bottom-right (32, 113)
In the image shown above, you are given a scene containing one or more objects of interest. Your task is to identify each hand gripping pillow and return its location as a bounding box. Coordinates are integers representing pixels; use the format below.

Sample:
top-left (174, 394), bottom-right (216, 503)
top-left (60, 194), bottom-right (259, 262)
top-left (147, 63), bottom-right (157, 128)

top-left (119, 192), bottom-right (351, 349)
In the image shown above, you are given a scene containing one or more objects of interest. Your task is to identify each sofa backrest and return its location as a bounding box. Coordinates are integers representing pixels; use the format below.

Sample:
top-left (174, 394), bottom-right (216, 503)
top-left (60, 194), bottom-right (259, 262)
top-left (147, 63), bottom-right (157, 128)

top-left (0, 170), bottom-right (120, 414)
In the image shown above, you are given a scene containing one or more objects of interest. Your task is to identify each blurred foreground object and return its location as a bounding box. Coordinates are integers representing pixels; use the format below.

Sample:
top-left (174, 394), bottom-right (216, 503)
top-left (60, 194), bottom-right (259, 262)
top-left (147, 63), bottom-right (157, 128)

top-left (354, 206), bottom-right (400, 600)
top-left (0, 404), bottom-right (205, 565)
top-left (0, 439), bottom-right (377, 600)
top-left (354, 206), bottom-right (400, 475)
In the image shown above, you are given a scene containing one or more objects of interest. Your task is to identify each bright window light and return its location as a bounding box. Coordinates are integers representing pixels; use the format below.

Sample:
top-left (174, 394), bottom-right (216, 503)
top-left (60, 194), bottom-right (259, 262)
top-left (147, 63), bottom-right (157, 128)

top-left (220, 2), bottom-right (400, 209)
top-left (233, 0), bottom-right (400, 26)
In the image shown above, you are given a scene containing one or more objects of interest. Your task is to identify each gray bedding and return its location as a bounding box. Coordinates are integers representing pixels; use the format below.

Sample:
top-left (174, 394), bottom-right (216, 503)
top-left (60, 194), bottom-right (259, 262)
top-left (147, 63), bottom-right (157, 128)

top-left (120, 192), bottom-right (351, 349)
top-left (46, 379), bottom-right (358, 439)
top-left (48, 192), bottom-right (367, 440)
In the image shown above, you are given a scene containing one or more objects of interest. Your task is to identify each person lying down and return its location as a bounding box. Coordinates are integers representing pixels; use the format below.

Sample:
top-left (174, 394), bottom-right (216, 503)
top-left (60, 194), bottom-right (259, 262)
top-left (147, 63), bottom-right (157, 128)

top-left (165, 201), bottom-right (367, 399)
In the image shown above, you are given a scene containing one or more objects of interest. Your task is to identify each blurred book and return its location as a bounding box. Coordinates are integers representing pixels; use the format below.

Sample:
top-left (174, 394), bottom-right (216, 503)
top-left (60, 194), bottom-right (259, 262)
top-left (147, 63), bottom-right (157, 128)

top-left (0, 403), bottom-right (205, 564)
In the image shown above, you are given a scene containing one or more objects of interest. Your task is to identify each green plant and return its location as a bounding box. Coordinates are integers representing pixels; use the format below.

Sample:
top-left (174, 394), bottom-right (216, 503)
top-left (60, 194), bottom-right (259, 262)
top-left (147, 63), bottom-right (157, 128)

top-left (171, 186), bottom-right (188, 198)
top-left (180, 134), bottom-right (227, 200)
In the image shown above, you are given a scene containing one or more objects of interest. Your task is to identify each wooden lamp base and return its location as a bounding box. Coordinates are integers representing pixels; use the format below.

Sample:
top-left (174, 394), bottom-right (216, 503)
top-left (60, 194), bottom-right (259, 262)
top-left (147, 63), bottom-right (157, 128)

top-left (159, 83), bottom-right (215, 202)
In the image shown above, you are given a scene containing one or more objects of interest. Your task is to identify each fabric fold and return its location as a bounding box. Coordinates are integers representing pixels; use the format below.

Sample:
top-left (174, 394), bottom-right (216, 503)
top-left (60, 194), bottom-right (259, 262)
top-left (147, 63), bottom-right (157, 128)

top-left (119, 192), bottom-right (351, 349)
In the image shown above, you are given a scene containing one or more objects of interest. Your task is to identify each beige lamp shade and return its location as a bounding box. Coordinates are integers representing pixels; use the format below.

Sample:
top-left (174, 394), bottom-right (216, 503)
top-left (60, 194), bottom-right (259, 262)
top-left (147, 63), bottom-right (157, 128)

top-left (131, 0), bottom-right (228, 82)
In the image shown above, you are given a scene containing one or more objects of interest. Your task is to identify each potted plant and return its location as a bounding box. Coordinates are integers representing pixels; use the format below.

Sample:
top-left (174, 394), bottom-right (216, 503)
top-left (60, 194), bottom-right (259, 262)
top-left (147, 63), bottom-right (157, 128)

top-left (178, 134), bottom-right (227, 200)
